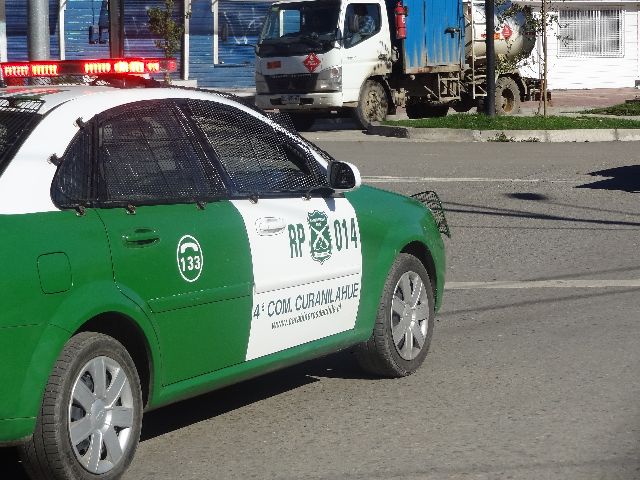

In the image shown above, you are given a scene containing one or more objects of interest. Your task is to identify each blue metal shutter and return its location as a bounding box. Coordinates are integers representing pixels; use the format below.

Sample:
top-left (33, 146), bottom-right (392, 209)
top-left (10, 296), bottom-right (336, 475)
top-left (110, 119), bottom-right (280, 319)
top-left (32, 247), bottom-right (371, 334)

top-left (189, 0), bottom-right (270, 89)
top-left (64, 0), bottom-right (110, 59)
top-left (123, 0), bottom-right (183, 79)
top-left (6, 0), bottom-right (60, 61)
top-left (189, 0), bottom-right (214, 84)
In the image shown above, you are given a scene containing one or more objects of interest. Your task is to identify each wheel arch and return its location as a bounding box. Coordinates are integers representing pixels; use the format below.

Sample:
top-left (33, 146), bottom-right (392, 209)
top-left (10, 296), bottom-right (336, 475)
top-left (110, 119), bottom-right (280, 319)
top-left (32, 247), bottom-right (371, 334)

top-left (76, 313), bottom-right (154, 408)
top-left (401, 241), bottom-right (438, 304)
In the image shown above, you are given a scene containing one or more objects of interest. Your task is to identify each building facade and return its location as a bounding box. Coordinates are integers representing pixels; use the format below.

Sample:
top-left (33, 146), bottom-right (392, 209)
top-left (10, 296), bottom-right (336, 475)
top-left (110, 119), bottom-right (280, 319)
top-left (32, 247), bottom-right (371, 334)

top-left (519, 0), bottom-right (640, 89)
top-left (2, 0), bottom-right (271, 89)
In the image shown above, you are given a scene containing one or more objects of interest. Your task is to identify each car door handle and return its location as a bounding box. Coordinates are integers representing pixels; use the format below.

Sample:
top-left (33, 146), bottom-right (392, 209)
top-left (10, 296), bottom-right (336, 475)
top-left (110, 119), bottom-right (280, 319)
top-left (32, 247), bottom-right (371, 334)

top-left (255, 217), bottom-right (286, 236)
top-left (122, 228), bottom-right (160, 247)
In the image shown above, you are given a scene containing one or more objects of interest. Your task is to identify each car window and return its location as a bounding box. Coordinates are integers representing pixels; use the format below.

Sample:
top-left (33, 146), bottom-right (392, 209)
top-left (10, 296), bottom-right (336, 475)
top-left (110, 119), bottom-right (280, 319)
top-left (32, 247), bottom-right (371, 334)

top-left (185, 100), bottom-right (328, 195)
top-left (52, 100), bottom-right (228, 208)
top-left (0, 97), bottom-right (45, 175)
top-left (344, 3), bottom-right (381, 48)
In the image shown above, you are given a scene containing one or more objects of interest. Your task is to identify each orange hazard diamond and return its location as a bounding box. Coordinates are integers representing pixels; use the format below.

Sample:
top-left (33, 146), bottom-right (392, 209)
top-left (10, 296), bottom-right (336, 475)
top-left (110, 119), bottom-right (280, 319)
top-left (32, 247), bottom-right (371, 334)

top-left (303, 53), bottom-right (321, 73)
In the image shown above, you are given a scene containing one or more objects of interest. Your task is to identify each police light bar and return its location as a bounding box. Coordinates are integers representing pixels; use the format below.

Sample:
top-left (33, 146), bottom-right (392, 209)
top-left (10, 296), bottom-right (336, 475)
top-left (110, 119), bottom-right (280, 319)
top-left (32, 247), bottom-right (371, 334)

top-left (0, 58), bottom-right (177, 79)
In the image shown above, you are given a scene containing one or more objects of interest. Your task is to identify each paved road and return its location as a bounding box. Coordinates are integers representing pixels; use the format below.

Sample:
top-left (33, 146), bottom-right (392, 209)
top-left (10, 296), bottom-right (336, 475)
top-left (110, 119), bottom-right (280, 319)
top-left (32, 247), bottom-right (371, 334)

top-left (3, 139), bottom-right (639, 479)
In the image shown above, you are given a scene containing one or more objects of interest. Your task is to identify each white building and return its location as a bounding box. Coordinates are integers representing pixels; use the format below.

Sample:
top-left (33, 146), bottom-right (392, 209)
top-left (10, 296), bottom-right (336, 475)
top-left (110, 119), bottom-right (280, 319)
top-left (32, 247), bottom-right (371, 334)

top-left (519, 0), bottom-right (640, 89)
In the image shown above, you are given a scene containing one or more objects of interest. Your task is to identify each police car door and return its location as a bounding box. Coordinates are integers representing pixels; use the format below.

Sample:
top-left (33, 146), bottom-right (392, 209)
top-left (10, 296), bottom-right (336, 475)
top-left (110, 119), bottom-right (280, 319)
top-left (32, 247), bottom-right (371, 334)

top-left (91, 100), bottom-right (254, 384)
top-left (186, 100), bottom-right (362, 361)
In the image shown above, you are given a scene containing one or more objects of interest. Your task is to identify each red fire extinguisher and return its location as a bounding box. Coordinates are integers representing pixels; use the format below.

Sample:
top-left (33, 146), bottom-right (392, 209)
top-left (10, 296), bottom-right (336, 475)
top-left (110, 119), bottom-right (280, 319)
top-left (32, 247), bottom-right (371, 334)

top-left (395, 1), bottom-right (407, 40)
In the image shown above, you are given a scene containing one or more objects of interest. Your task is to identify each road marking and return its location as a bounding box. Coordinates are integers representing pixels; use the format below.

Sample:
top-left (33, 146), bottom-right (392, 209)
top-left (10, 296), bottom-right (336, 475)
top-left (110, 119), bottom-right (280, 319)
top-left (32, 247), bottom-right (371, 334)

top-left (363, 176), bottom-right (580, 184)
top-left (446, 279), bottom-right (640, 290)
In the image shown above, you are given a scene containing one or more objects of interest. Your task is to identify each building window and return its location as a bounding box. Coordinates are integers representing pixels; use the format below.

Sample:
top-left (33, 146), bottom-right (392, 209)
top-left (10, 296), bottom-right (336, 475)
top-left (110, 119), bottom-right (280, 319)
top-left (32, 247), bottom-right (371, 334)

top-left (558, 9), bottom-right (624, 58)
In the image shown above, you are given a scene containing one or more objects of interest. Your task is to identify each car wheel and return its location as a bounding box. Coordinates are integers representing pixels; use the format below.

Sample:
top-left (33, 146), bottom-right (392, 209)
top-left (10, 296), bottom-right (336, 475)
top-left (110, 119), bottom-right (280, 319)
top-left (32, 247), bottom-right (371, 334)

top-left (353, 79), bottom-right (389, 129)
top-left (355, 253), bottom-right (435, 377)
top-left (495, 76), bottom-right (521, 115)
top-left (20, 332), bottom-right (143, 480)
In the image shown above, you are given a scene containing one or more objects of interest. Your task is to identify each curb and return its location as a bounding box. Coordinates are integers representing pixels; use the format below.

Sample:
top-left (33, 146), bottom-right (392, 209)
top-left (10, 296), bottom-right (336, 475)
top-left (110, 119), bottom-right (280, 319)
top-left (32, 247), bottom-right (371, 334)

top-left (367, 125), bottom-right (640, 142)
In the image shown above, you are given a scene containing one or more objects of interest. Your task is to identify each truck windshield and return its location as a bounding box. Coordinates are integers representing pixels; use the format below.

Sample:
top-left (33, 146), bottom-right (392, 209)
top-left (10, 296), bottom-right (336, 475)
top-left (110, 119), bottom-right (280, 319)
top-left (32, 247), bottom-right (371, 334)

top-left (258, 1), bottom-right (341, 56)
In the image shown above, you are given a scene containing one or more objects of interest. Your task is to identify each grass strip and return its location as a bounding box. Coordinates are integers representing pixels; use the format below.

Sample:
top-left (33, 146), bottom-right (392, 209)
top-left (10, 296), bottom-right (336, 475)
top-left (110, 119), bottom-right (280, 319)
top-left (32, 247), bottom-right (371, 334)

top-left (583, 102), bottom-right (640, 116)
top-left (384, 114), bottom-right (640, 130)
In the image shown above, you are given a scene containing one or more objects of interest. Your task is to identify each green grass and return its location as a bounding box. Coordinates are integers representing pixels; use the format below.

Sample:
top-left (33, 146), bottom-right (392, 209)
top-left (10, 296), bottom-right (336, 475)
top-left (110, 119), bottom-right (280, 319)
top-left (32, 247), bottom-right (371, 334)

top-left (583, 102), bottom-right (640, 116)
top-left (384, 114), bottom-right (640, 130)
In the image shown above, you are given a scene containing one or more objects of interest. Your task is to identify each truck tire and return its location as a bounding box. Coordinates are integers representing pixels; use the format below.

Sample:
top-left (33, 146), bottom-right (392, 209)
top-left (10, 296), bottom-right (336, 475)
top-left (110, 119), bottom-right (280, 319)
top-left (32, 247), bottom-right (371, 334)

top-left (19, 332), bottom-right (143, 480)
top-left (406, 98), bottom-right (448, 119)
top-left (289, 113), bottom-right (315, 132)
top-left (495, 76), bottom-right (521, 115)
top-left (355, 253), bottom-right (435, 378)
top-left (353, 79), bottom-right (389, 129)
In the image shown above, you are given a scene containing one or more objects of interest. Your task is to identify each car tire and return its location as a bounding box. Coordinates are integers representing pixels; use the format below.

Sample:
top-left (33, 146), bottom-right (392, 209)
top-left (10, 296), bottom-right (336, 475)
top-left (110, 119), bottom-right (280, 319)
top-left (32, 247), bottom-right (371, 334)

top-left (355, 253), bottom-right (435, 377)
top-left (353, 79), bottom-right (389, 129)
top-left (495, 76), bottom-right (521, 115)
top-left (19, 332), bottom-right (143, 480)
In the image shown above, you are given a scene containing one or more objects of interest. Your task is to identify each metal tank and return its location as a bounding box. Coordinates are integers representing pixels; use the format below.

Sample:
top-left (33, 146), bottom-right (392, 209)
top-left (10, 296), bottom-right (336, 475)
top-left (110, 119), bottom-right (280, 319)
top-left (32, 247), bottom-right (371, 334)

top-left (464, 0), bottom-right (536, 63)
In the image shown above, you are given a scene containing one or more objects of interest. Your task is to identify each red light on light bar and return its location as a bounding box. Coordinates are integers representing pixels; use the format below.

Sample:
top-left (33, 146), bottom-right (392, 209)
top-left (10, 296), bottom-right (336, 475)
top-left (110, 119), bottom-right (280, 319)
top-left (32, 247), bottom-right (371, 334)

top-left (2, 63), bottom-right (58, 77)
top-left (84, 62), bottom-right (112, 74)
top-left (1, 58), bottom-right (177, 79)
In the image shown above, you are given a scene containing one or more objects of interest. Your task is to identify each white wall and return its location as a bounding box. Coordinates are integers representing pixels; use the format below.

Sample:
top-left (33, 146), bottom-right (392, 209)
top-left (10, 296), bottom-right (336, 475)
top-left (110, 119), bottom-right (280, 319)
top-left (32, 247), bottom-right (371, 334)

top-left (519, 1), bottom-right (640, 89)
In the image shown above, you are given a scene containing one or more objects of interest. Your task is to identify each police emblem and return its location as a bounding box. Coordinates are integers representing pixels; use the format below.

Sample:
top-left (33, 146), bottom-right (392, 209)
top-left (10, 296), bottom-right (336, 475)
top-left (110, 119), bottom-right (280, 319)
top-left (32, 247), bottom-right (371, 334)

top-left (307, 210), bottom-right (332, 263)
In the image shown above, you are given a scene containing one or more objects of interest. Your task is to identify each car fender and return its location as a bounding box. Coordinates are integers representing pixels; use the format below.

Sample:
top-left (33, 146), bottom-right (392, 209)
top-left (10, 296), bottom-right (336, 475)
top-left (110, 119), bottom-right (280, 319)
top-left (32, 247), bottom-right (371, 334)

top-left (15, 281), bottom-right (161, 426)
top-left (348, 188), bottom-right (445, 340)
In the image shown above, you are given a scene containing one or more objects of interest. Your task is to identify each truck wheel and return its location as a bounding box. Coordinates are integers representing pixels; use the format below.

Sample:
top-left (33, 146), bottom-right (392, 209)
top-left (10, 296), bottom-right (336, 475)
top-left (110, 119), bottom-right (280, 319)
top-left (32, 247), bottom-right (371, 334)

top-left (289, 113), bottom-right (315, 132)
top-left (355, 253), bottom-right (435, 378)
top-left (406, 99), bottom-right (448, 118)
top-left (495, 76), bottom-right (521, 115)
top-left (19, 332), bottom-right (143, 480)
top-left (353, 79), bottom-right (389, 129)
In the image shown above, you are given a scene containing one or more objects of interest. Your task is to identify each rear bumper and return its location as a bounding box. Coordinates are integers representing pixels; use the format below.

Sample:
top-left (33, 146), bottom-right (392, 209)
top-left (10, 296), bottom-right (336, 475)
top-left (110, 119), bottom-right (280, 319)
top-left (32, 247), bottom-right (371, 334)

top-left (255, 92), bottom-right (344, 110)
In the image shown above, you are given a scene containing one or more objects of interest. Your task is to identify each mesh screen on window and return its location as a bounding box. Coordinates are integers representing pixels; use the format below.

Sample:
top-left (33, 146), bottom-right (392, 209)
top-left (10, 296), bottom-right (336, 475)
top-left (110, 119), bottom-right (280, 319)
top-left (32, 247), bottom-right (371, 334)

top-left (51, 128), bottom-right (93, 208)
top-left (96, 100), bottom-right (226, 205)
top-left (185, 100), bottom-right (328, 195)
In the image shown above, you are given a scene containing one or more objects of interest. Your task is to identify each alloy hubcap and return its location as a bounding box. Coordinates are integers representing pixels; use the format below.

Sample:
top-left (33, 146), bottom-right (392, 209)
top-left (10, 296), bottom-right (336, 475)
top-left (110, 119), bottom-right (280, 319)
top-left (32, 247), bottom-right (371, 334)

top-left (390, 271), bottom-right (429, 360)
top-left (68, 356), bottom-right (135, 474)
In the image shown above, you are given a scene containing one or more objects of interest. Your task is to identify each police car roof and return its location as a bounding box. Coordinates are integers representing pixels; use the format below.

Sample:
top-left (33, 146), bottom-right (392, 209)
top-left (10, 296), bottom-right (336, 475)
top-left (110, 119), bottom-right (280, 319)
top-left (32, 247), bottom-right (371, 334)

top-left (0, 84), bottom-right (255, 116)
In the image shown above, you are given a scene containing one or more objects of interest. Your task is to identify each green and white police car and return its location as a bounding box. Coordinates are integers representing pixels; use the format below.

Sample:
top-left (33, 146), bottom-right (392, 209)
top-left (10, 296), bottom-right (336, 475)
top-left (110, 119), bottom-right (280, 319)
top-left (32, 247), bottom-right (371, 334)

top-left (0, 59), bottom-right (447, 480)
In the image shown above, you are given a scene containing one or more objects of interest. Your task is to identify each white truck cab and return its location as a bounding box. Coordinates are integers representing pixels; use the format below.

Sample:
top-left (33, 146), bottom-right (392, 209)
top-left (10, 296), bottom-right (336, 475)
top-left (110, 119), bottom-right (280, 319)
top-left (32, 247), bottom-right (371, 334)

top-left (255, 0), bottom-right (393, 128)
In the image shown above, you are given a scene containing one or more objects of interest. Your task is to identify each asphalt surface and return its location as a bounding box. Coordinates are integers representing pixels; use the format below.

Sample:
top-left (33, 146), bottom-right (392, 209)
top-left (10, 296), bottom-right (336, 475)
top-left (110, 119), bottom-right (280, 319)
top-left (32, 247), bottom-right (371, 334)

top-left (3, 139), bottom-right (639, 479)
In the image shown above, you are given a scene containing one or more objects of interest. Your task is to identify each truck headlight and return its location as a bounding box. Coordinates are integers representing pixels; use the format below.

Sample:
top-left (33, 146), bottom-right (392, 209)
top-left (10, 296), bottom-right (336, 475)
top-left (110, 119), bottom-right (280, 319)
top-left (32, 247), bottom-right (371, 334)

top-left (315, 66), bottom-right (342, 92)
top-left (255, 72), bottom-right (269, 94)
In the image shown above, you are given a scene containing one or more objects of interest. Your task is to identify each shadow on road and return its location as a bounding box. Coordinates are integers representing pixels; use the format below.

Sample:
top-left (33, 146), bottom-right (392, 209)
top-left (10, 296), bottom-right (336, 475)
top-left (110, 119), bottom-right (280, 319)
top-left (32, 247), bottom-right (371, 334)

top-left (142, 350), bottom-right (367, 441)
top-left (0, 351), bottom-right (366, 477)
top-left (577, 165), bottom-right (640, 193)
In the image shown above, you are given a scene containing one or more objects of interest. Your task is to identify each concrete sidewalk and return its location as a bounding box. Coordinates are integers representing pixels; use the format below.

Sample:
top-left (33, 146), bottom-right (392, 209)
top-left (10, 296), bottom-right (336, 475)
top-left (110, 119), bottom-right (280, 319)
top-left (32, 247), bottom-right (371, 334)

top-left (520, 87), bottom-right (640, 115)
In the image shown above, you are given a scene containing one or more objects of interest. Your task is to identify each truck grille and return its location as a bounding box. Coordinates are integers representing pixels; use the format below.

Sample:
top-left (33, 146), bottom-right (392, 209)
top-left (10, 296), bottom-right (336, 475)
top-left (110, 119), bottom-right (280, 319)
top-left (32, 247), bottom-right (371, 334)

top-left (265, 74), bottom-right (318, 94)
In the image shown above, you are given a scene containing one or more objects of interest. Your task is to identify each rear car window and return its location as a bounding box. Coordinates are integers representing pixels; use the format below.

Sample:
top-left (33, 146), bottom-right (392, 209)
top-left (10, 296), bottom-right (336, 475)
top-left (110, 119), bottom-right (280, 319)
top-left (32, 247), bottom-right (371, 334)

top-left (0, 97), bottom-right (45, 174)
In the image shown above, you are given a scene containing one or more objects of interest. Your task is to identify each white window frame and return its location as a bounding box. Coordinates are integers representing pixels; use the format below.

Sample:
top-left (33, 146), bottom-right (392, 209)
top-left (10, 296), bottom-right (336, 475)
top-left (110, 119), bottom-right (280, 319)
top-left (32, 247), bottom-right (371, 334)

top-left (558, 8), bottom-right (624, 58)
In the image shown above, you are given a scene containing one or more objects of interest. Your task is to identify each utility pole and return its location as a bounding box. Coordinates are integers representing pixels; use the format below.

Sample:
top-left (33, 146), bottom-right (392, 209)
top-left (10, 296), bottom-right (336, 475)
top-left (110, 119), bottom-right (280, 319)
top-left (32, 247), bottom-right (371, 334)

top-left (28, 0), bottom-right (50, 60)
top-left (485, 0), bottom-right (496, 116)
top-left (109, 0), bottom-right (124, 58)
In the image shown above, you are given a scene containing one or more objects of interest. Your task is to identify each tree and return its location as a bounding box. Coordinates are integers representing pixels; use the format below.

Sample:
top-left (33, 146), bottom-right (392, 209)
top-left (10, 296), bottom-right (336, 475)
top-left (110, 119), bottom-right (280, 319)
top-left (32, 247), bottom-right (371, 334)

top-left (147, 0), bottom-right (185, 82)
